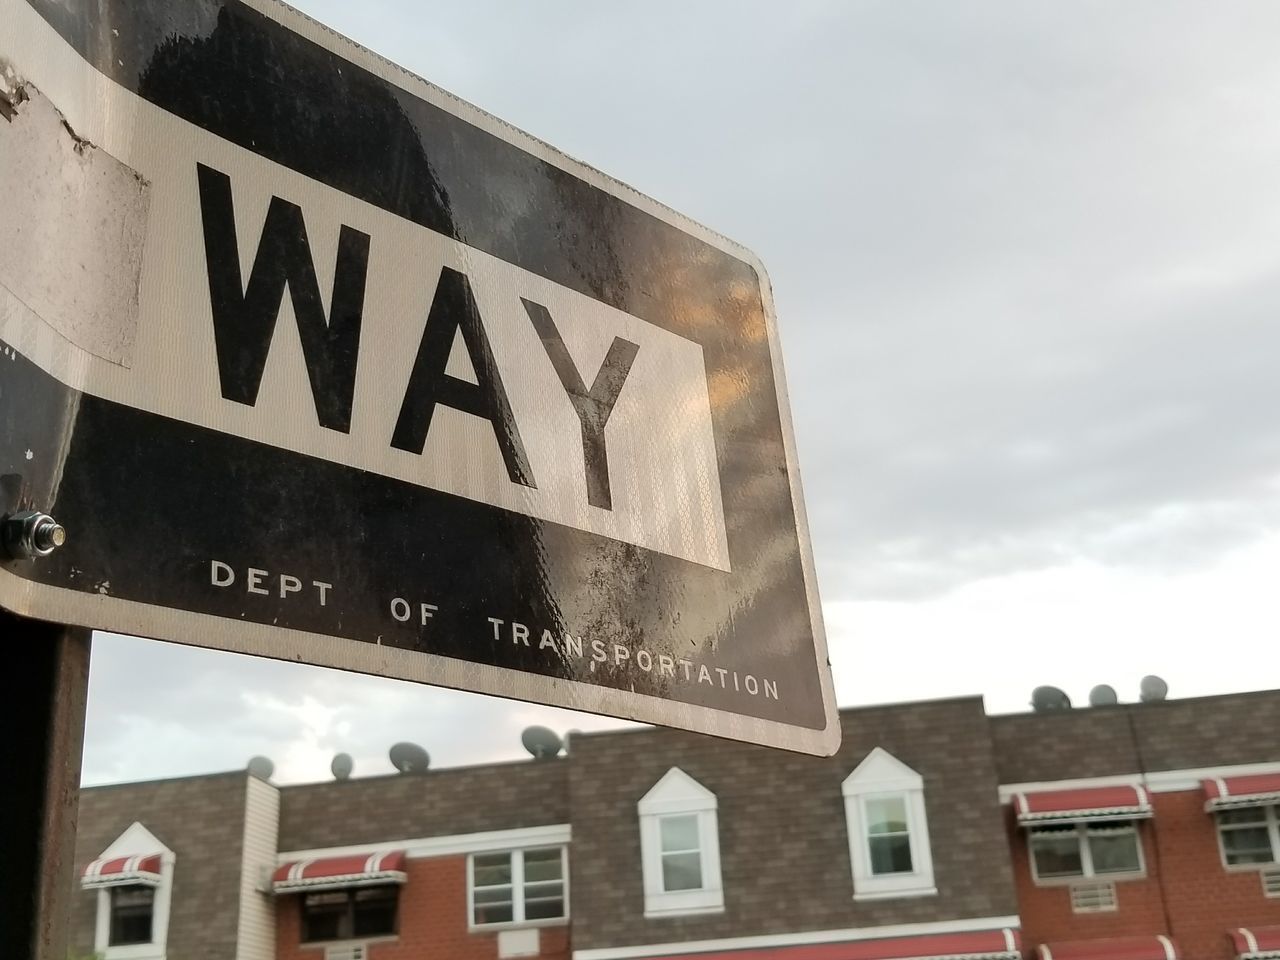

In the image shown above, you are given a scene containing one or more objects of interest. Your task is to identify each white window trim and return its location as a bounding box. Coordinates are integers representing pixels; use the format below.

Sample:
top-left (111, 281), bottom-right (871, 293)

top-left (1217, 804), bottom-right (1280, 872)
top-left (842, 749), bottom-right (936, 901)
top-left (91, 823), bottom-right (175, 960)
top-left (466, 845), bottom-right (570, 932)
top-left (638, 768), bottom-right (724, 917)
top-left (1028, 822), bottom-right (1146, 886)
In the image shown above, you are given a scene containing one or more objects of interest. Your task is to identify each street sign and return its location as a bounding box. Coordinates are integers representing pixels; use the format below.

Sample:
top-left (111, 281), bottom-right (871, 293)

top-left (0, 0), bottom-right (839, 754)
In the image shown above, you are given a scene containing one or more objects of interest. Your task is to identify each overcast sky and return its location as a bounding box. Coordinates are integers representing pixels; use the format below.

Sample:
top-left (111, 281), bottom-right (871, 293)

top-left (83, 0), bottom-right (1280, 785)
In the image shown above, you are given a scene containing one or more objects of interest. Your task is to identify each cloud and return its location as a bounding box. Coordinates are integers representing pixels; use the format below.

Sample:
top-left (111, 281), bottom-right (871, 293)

top-left (82, 633), bottom-right (629, 786)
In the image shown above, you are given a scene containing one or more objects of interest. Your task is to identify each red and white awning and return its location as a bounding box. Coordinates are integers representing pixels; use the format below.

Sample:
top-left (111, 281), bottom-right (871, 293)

top-left (1203, 774), bottom-right (1280, 811)
top-left (1231, 927), bottom-right (1280, 959)
top-left (1038, 937), bottom-right (1178, 960)
top-left (273, 850), bottom-right (407, 892)
top-left (641, 928), bottom-right (1020, 960)
top-left (1014, 786), bottom-right (1152, 824)
top-left (81, 854), bottom-right (163, 889)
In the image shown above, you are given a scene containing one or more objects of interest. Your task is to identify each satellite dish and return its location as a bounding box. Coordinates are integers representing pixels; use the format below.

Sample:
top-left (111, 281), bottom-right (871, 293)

top-left (247, 756), bottom-right (275, 780)
top-left (331, 753), bottom-right (354, 781)
top-left (1030, 686), bottom-right (1072, 712)
top-left (522, 726), bottom-right (563, 760)
top-left (388, 742), bottom-right (430, 774)
top-left (1089, 684), bottom-right (1119, 707)
top-left (1139, 675), bottom-right (1169, 703)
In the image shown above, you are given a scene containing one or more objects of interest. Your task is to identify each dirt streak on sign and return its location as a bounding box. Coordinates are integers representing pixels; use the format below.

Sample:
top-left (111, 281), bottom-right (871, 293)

top-left (0, 0), bottom-right (840, 754)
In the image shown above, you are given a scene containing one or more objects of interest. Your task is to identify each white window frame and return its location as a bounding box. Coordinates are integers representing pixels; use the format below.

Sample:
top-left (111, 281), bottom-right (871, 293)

top-left (466, 845), bottom-right (569, 931)
top-left (90, 823), bottom-right (175, 960)
top-left (1027, 822), bottom-right (1146, 885)
top-left (638, 768), bottom-right (724, 917)
top-left (842, 749), bottom-right (936, 901)
top-left (1216, 804), bottom-right (1280, 871)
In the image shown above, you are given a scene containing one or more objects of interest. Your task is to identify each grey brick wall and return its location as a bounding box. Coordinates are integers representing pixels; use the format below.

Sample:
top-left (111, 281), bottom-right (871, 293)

top-left (68, 772), bottom-right (250, 960)
top-left (990, 690), bottom-right (1280, 784)
top-left (278, 757), bottom-right (569, 851)
top-left (567, 698), bottom-right (1019, 952)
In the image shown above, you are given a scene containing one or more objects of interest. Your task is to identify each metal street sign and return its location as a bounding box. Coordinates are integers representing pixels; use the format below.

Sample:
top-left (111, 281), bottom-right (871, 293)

top-left (0, 0), bottom-right (839, 754)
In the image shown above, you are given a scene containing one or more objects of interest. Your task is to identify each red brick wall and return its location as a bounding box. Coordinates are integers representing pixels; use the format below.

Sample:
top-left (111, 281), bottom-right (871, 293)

top-left (277, 857), bottom-right (570, 960)
top-left (1012, 793), bottom-right (1280, 960)
top-left (1155, 792), bottom-right (1280, 960)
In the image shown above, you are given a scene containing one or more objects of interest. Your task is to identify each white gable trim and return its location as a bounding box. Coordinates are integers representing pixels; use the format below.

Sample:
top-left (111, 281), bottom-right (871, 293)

top-left (639, 767), bottom-right (717, 815)
top-left (843, 747), bottom-right (925, 796)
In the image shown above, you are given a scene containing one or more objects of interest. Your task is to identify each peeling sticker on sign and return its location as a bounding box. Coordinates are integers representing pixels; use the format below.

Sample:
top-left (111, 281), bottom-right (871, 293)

top-left (0, 65), bottom-right (149, 367)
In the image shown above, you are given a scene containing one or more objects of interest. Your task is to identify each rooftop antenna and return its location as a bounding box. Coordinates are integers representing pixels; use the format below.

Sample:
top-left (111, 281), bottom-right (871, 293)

top-left (1139, 675), bottom-right (1169, 703)
top-left (388, 742), bottom-right (430, 774)
top-left (330, 753), bottom-right (354, 781)
top-left (247, 756), bottom-right (275, 781)
top-left (522, 726), bottom-right (563, 760)
top-left (1030, 686), bottom-right (1072, 712)
top-left (1089, 684), bottom-right (1119, 707)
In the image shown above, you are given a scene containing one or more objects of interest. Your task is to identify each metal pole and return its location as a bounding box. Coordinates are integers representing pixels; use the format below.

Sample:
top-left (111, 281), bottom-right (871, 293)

top-left (0, 610), bottom-right (91, 960)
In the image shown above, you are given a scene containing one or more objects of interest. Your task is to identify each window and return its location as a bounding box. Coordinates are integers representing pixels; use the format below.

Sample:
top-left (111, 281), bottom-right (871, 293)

top-left (638, 768), bottom-right (724, 916)
top-left (865, 795), bottom-right (913, 875)
top-left (109, 886), bottom-right (154, 946)
top-left (1219, 806), bottom-right (1280, 866)
top-left (302, 886), bottom-right (398, 942)
top-left (469, 847), bottom-right (567, 928)
top-left (659, 815), bottom-right (704, 891)
top-left (88, 822), bottom-right (174, 960)
top-left (842, 749), bottom-right (936, 900)
top-left (1029, 822), bottom-right (1143, 882)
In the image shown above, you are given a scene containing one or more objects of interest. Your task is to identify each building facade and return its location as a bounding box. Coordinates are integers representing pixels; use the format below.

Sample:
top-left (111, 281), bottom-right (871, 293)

top-left (68, 691), bottom-right (1280, 960)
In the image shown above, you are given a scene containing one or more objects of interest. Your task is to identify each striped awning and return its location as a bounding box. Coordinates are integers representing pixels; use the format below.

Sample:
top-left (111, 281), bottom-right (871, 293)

top-left (81, 854), bottom-right (163, 889)
top-left (1014, 786), bottom-right (1152, 824)
top-left (1203, 775), bottom-right (1280, 811)
top-left (1038, 937), bottom-right (1178, 960)
top-left (272, 851), bottom-right (407, 892)
top-left (1231, 927), bottom-right (1280, 959)
top-left (640, 928), bottom-right (1020, 960)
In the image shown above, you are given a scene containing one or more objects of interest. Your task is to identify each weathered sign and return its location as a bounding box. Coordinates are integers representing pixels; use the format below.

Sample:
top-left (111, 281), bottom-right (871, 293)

top-left (0, 0), bottom-right (839, 754)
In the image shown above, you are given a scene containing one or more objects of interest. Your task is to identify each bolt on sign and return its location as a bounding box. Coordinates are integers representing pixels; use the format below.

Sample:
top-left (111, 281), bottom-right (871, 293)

top-left (0, 0), bottom-right (839, 754)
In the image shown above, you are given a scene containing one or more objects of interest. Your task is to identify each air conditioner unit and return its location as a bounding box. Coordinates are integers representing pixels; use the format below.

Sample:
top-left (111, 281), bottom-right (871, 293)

top-left (1262, 868), bottom-right (1280, 898)
top-left (324, 944), bottom-right (367, 960)
top-left (1070, 881), bottom-right (1118, 913)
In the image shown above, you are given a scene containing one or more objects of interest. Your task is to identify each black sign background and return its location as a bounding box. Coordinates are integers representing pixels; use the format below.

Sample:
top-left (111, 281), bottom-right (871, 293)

top-left (0, 0), bottom-right (834, 741)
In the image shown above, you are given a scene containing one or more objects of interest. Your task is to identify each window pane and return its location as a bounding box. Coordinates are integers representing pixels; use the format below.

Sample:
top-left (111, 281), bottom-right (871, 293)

top-left (1088, 832), bottom-right (1141, 874)
top-left (869, 834), bottom-right (913, 875)
top-left (524, 848), bottom-right (564, 882)
top-left (474, 886), bottom-right (514, 905)
top-left (1223, 826), bottom-right (1276, 865)
top-left (661, 850), bottom-right (704, 891)
top-left (302, 890), bottom-right (349, 942)
top-left (109, 886), bottom-right (154, 946)
top-left (1031, 833), bottom-right (1084, 878)
top-left (474, 902), bottom-right (514, 925)
top-left (353, 886), bottom-right (397, 937)
top-left (866, 797), bottom-right (910, 836)
top-left (1219, 808), bottom-right (1269, 826)
top-left (660, 815), bottom-right (700, 853)
top-left (473, 852), bottom-right (513, 886)
top-left (524, 881), bottom-right (566, 920)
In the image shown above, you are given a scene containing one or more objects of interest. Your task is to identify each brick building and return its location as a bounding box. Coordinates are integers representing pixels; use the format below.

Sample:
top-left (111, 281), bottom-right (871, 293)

top-left (68, 690), bottom-right (1280, 960)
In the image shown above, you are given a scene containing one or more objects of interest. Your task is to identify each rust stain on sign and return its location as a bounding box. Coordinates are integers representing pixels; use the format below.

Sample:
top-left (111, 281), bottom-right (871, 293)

top-left (0, 62), bottom-right (150, 367)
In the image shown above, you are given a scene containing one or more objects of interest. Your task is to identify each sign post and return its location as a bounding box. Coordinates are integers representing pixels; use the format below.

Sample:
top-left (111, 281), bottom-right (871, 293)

top-left (1, 0), bottom-right (839, 757)
top-left (0, 610), bottom-right (91, 960)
